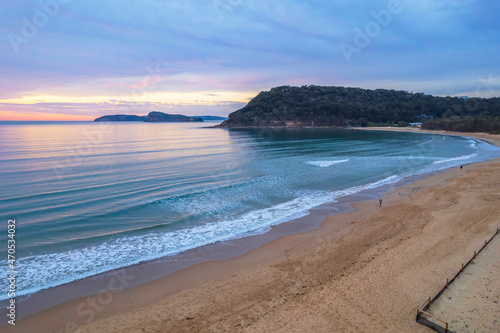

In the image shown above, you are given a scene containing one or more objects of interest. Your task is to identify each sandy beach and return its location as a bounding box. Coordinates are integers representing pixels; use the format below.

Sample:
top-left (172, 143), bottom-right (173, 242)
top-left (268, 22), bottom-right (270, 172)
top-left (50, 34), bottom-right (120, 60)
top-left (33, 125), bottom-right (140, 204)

top-left (7, 129), bottom-right (500, 333)
top-left (428, 232), bottom-right (500, 332)
top-left (352, 126), bottom-right (500, 146)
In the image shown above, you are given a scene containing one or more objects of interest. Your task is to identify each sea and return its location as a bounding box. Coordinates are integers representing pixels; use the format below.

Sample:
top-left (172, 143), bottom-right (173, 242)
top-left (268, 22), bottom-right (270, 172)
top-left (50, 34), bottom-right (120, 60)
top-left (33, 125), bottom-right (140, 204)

top-left (1, 121), bottom-right (500, 300)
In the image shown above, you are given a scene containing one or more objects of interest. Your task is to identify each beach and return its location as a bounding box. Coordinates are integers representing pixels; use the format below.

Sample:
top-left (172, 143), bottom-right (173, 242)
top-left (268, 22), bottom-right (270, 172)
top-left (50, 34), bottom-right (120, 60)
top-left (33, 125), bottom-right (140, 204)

top-left (353, 126), bottom-right (500, 147)
top-left (6, 129), bottom-right (500, 333)
top-left (427, 232), bottom-right (500, 332)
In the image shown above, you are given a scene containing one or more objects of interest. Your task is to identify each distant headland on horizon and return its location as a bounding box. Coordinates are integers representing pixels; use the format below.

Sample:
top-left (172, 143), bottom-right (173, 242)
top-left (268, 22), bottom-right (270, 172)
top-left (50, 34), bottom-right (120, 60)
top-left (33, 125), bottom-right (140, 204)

top-left (217, 85), bottom-right (500, 134)
top-left (92, 84), bottom-right (500, 133)
top-left (94, 111), bottom-right (227, 122)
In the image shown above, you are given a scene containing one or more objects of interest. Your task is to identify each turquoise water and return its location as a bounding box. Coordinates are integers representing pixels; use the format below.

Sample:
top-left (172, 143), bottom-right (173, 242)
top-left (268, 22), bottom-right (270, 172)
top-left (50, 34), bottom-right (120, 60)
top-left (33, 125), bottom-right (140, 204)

top-left (1, 121), bottom-right (499, 299)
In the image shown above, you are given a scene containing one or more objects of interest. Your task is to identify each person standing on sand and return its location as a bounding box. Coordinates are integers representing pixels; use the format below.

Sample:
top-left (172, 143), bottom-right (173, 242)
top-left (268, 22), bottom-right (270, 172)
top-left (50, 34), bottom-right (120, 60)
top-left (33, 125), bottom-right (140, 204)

top-left (460, 165), bottom-right (463, 170)
top-left (379, 199), bottom-right (383, 207)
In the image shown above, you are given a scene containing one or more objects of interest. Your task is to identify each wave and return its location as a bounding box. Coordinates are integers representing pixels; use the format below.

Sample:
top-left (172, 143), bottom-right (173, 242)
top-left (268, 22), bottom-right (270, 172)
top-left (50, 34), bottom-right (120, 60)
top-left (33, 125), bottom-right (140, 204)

top-left (304, 159), bottom-right (349, 167)
top-left (0, 171), bottom-right (405, 301)
top-left (0, 192), bottom-right (333, 299)
top-left (456, 136), bottom-right (478, 149)
top-left (365, 175), bottom-right (401, 189)
top-left (433, 154), bottom-right (477, 164)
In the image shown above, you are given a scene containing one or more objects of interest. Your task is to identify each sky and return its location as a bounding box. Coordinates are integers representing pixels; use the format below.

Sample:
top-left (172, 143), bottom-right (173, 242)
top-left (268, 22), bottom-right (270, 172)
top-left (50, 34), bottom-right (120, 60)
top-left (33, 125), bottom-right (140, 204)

top-left (1, 0), bottom-right (499, 120)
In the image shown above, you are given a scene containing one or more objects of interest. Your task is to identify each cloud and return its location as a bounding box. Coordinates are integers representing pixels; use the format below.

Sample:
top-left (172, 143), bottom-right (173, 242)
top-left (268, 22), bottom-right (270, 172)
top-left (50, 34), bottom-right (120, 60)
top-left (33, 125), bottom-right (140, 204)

top-left (0, 100), bottom-right (246, 120)
top-left (0, 0), bottom-right (499, 119)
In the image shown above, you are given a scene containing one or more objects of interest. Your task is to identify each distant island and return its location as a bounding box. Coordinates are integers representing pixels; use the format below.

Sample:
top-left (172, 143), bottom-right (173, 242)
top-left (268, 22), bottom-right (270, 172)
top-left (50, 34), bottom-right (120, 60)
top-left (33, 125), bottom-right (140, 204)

top-left (218, 85), bottom-right (500, 133)
top-left (94, 112), bottom-right (227, 123)
top-left (197, 115), bottom-right (228, 121)
top-left (94, 115), bottom-right (147, 122)
top-left (145, 112), bottom-right (203, 122)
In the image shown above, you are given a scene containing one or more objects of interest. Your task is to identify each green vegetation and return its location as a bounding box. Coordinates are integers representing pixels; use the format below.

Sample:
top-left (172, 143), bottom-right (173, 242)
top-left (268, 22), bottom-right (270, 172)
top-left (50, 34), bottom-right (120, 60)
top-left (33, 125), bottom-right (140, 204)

top-left (422, 116), bottom-right (500, 134)
top-left (94, 114), bottom-right (146, 122)
top-left (94, 112), bottom-right (203, 122)
top-left (145, 112), bottom-right (203, 122)
top-left (219, 85), bottom-right (500, 133)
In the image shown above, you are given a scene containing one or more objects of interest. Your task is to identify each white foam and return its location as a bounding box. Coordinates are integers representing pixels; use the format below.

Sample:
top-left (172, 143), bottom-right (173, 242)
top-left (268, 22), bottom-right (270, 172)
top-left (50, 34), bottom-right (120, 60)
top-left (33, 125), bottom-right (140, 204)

top-left (0, 192), bottom-right (335, 299)
top-left (433, 154), bottom-right (477, 164)
top-left (0, 171), bottom-right (406, 300)
top-left (365, 175), bottom-right (401, 189)
top-left (305, 159), bottom-right (349, 167)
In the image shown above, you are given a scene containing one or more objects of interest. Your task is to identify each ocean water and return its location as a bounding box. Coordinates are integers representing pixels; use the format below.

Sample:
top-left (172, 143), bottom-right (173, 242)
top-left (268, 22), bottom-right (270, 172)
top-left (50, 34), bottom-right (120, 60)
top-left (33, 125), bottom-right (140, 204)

top-left (1, 121), bottom-right (500, 299)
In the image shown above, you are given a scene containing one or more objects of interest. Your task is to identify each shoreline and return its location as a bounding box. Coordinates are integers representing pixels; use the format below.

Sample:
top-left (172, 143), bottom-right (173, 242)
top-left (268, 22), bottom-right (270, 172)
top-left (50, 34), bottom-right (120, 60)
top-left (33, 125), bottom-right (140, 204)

top-left (0, 129), bottom-right (488, 313)
top-left (351, 126), bottom-right (500, 146)
top-left (0, 159), bottom-right (448, 320)
top-left (1, 170), bottom-right (448, 321)
top-left (5, 129), bottom-right (500, 332)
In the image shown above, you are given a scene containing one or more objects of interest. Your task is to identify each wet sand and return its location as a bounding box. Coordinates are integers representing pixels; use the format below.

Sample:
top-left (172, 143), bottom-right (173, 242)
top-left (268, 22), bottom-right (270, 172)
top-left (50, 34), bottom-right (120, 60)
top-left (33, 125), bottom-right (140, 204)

top-left (5, 129), bottom-right (500, 333)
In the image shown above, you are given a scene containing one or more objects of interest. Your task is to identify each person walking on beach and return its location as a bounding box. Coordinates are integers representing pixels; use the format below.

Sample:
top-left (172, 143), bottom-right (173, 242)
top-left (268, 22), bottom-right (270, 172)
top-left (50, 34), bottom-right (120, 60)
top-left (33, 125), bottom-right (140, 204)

top-left (460, 165), bottom-right (463, 170)
top-left (379, 199), bottom-right (383, 207)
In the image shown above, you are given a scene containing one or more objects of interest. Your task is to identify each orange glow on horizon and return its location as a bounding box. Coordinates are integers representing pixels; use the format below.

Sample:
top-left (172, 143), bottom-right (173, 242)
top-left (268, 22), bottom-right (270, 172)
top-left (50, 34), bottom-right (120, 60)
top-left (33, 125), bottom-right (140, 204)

top-left (0, 90), bottom-right (255, 121)
top-left (0, 111), bottom-right (94, 121)
top-left (1, 91), bottom-right (255, 105)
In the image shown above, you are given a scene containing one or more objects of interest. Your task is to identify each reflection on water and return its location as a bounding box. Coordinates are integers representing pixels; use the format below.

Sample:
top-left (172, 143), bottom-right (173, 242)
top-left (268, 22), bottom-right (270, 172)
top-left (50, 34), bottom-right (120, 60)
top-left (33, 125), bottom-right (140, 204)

top-left (1, 122), bottom-right (499, 298)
